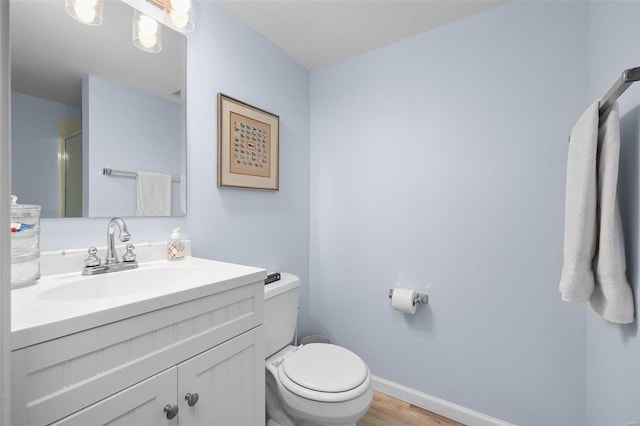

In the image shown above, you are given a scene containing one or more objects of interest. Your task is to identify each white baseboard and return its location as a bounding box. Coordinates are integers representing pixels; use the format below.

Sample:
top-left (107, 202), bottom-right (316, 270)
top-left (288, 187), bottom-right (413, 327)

top-left (371, 375), bottom-right (515, 426)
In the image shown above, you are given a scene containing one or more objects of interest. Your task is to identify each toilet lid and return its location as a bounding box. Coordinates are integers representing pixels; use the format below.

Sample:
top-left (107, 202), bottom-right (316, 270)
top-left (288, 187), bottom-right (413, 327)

top-left (281, 344), bottom-right (368, 393)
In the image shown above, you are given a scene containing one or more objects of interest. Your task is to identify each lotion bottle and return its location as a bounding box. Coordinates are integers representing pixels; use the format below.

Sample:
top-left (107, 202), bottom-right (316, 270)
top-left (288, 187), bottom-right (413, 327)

top-left (167, 227), bottom-right (185, 260)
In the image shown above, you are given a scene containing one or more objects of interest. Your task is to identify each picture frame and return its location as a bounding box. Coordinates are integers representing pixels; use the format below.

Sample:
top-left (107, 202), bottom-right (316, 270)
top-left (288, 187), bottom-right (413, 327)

top-left (217, 93), bottom-right (279, 190)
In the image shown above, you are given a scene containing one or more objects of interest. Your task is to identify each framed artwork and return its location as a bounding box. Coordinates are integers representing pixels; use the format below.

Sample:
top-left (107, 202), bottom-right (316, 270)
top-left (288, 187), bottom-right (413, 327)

top-left (217, 93), bottom-right (279, 190)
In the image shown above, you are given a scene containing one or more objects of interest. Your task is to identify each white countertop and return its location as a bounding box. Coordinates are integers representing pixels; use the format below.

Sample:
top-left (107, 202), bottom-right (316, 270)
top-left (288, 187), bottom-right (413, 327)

top-left (12, 253), bottom-right (266, 350)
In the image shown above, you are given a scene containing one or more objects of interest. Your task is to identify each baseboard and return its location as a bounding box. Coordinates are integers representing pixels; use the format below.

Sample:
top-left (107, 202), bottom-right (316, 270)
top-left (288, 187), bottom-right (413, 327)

top-left (371, 375), bottom-right (514, 426)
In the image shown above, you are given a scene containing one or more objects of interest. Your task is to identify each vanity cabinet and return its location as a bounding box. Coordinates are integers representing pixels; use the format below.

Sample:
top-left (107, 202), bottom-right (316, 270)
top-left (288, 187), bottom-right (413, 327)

top-left (51, 327), bottom-right (263, 426)
top-left (11, 277), bottom-right (265, 426)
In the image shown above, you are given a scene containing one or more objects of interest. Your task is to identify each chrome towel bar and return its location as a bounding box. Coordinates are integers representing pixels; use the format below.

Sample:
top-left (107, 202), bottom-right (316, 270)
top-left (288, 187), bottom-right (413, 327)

top-left (102, 167), bottom-right (181, 183)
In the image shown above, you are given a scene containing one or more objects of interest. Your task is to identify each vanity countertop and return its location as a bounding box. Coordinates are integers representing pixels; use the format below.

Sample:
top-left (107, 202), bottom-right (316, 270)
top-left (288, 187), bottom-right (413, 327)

top-left (11, 253), bottom-right (266, 350)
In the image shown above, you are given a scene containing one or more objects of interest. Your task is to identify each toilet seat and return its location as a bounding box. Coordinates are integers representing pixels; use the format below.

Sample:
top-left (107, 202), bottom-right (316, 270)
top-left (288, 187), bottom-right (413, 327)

top-left (277, 343), bottom-right (371, 403)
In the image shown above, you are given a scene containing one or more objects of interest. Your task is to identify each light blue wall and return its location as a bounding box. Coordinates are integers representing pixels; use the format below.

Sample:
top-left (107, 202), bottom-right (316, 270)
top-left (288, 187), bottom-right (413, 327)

top-left (309, 2), bottom-right (588, 425)
top-left (84, 75), bottom-right (183, 217)
top-left (586, 2), bottom-right (640, 425)
top-left (11, 92), bottom-right (81, 217)
top-left (185, 2), bottom-right (310, 321)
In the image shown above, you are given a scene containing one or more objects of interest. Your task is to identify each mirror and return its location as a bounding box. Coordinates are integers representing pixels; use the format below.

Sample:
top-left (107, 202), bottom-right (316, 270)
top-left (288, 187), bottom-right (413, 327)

top-left (10, 0), bottom-right (186, 218)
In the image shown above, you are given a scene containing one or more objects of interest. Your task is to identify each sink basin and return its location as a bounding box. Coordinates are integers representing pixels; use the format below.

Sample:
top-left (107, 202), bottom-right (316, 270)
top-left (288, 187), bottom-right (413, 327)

top-left (39, 264), bottom-right (209, 301)
top-left (11, 248), bottom-right (268, 351)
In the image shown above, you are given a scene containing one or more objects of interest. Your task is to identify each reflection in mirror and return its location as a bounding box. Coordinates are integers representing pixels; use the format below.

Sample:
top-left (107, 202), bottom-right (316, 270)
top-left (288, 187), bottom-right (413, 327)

top-left (10, 0), bottom-right (186, 218)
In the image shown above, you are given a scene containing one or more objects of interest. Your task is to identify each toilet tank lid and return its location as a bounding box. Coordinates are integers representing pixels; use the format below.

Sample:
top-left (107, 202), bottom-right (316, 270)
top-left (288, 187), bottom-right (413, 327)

top-left (264, 272), bottom-right (300, 300)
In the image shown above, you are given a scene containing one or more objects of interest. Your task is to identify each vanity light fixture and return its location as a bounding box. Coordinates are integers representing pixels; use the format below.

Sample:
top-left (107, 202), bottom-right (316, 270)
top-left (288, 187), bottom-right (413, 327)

top-left (133, 10), bottom-right (162, 53)
top-left (65, 0), bottom-right (103, 26)
top-left (164, 0), bottom-right (194, 33)
top-left (65, 0), bottom-right (191, 52)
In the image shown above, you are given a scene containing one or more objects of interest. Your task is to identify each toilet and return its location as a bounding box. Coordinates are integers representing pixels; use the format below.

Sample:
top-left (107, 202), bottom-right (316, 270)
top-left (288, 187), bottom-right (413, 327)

top-left (264, 273), bottom-right (373, 426)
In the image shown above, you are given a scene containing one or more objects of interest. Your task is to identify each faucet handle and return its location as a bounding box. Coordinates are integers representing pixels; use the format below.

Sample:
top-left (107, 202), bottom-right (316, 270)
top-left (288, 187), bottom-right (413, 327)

top-left (84, 246), bottom-right (102, 267)
top-left (123, 243), bottom-right (137, 263)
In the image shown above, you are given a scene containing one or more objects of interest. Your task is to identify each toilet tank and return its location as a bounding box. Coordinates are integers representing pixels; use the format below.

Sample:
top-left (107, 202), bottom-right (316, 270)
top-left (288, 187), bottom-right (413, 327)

top-left (264, 273), bottom-right (300, 358)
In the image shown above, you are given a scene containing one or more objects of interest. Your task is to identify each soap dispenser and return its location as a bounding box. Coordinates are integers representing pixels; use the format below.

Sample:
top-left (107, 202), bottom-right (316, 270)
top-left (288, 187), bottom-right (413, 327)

top-left (167, 227), bottom-right (185, 260)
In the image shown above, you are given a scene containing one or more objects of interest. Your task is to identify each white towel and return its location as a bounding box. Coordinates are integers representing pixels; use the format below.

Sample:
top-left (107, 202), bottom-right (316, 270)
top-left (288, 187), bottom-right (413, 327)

top-left (589, 104), bottom-right (634, 323)
top-left (560, 101), bottom-right (599, 302)
top-left (560, 102), bottom-right (635, 324)
top-left (136, 171), bottom-right (172, 217)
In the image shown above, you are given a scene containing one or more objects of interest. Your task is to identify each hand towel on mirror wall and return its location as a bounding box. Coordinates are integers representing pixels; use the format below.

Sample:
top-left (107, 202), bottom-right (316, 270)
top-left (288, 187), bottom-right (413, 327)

top-left (136, 171), bottom-right (171, 216)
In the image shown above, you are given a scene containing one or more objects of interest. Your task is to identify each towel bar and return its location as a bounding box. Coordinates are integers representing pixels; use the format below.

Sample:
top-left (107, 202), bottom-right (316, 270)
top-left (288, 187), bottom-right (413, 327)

top-left (599, 66), bottom-right (640, 118)
top-left (103, 167), bottom-right (181, 183)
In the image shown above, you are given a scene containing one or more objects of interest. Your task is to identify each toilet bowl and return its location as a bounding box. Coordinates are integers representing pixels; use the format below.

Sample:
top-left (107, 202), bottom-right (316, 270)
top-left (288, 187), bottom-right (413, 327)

top-left (264, 274), bottom-right (373, 426)
top-left (265, 344), bottom-right (373, 426)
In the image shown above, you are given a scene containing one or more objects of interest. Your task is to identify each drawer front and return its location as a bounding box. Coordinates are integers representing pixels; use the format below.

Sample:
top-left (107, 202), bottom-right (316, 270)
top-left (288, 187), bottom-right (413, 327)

top-left (50, 367), bottom-right (177, 426)
top-left (11, 281), bottom-right (263, 425)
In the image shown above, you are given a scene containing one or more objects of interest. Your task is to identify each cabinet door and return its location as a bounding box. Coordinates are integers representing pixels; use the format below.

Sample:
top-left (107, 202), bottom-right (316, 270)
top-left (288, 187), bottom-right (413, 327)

top-left (51, 367), bottom-right (178, 426)
top-left (178, 326), bottom-right (265, 426)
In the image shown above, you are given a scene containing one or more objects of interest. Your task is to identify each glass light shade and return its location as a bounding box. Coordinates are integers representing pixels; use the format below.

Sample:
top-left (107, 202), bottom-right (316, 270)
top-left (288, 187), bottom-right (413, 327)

top-left (65, 0), bottom-right (103, 26)
top-left (133, 10), bottom-right (162, 53)
top-left (164, 0), bottom-right (194, 33)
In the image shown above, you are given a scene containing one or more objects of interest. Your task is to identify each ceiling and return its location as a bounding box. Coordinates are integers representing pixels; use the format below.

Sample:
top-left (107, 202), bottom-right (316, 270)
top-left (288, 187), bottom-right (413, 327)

top-left (216, 0), bottom-right (507, 70)
top-left (11, 0), bottom-right (507, 106)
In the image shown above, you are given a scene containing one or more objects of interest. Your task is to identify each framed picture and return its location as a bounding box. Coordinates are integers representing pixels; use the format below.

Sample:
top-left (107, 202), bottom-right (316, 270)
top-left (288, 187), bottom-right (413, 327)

top-left (217, 93), bottom-right (279, 190)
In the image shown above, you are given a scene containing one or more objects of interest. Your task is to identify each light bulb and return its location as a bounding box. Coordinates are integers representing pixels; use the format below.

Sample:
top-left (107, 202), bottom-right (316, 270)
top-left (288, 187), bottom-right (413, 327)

top-left (133, 11), bottom-right (162, 52)
top-left (170, 0), bottom-right (191, 15)
top-left (170, 11), bottom-right (189, 28)
top-left (66, 0), bottom-right (102, 25)
top-left (138, 34), bottom-right (157, 49)
top-left (164, 0), bottom-right (194, 32)
top-left (74, 4), bottom-right (96, 24)
top-left (137, 15), bottom-right (158, 35)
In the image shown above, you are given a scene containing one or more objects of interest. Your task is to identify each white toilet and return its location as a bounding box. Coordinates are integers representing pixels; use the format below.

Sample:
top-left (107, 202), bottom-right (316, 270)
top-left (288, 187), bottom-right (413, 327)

top-left (264, 273), bottom-right (373, 426)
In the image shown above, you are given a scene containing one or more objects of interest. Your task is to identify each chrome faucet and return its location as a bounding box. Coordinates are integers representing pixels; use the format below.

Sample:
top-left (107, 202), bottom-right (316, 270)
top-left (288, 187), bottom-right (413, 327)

top-left (82, 218), bottom-right (138, 275)
top-left (106, 217), bottom-right (130, 265)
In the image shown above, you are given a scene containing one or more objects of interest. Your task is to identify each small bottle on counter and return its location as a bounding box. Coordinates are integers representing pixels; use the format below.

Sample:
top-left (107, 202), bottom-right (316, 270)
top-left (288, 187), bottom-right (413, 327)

top-left (167, 227), bottom-right (185, 261)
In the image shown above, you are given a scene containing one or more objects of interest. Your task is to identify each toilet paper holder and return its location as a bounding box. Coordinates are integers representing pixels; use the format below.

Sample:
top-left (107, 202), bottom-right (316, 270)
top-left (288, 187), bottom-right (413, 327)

top-left (388, 289), bottom-right (428, 306)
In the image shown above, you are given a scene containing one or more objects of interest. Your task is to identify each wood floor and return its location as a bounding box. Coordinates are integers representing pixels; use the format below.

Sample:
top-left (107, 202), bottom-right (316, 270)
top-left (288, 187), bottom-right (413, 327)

top-left (357, 391), bottom-right (465, 426)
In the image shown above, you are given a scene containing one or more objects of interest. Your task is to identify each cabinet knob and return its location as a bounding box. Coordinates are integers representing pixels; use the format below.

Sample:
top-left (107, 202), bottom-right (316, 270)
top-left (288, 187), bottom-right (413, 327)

top-left (185, 392), bottom-right (199, 407)
top-left (164, 404), bottom-right (179, 420)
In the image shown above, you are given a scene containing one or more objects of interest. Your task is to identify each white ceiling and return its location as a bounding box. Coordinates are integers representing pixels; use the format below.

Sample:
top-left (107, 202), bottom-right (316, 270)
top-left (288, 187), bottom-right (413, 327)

top-left (216, 0), bottom-right (507, 70)
top-left (11, 0), bottom-right (506, 106)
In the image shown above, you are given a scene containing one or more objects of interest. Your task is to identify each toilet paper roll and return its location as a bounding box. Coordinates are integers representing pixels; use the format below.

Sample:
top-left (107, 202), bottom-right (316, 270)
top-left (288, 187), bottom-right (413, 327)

top-left (391, 288), bottom-right (417, 314)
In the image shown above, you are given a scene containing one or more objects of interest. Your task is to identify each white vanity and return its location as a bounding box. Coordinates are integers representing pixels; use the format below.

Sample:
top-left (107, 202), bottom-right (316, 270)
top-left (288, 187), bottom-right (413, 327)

top-left (10, 243), bottom-right (266, 425)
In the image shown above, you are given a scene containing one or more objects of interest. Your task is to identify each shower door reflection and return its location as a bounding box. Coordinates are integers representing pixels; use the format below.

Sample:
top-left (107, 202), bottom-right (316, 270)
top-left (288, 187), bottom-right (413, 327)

top-left (61, 131), bottom-right (82, 218)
